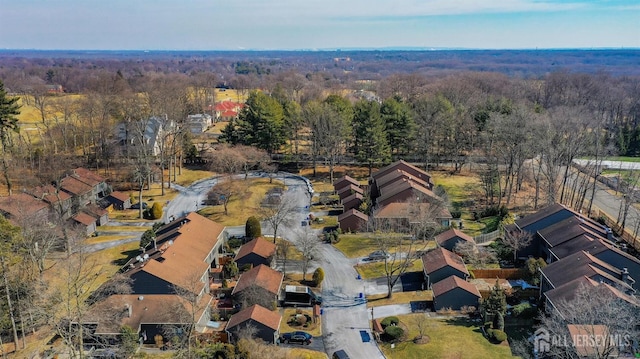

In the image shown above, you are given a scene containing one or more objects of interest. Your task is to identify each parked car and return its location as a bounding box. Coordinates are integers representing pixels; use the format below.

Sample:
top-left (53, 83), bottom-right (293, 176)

top-left (130, 202), bottom-right (148, 210)
top-left (368, 250), bottom-right (388, 260)
top-left (280, 331), bottom-right (312, 345)
top-left (332, 350), bottom-right (350, 359)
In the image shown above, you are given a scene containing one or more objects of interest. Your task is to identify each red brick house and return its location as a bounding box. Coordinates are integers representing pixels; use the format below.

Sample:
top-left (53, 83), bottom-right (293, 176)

top-left (338, 209), bottom-right (369, 233)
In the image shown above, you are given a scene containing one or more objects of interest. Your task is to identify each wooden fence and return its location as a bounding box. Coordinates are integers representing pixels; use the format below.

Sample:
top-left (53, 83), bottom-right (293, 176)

top-left (597, 210), bottom-right (640, 252)
top-left (471, 268), bottom-right (526, 279)
top-left (474, 229), bottom-right (502, 244)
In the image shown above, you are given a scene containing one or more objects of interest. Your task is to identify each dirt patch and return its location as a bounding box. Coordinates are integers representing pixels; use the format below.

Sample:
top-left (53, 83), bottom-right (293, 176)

top-left (413, 335), bottom-right (431, 344)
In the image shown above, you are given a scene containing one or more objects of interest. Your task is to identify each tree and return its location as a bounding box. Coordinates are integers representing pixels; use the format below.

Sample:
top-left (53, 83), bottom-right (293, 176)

top-left (296, 227), bottom-right (321, 281)
top-left (312, 267), bottom-right (324, 287)
top-left (0, 80), bottom-right (21, 195)
top-left (150, 202), bottom-right (163, 219)
top-left (351, 100), bottom-right (391, 176)
top-left (0, 215), bottom-right (22, 350)
top-left (537, 283), bottom-right (640, 359)
top-left (261, 192), bottom-right (299, 244)
top-left (275, 240), bottom-right (292, 278)
top-left (245, 216), bottom-right (262, 239)
top-left (209, 178), bottom-right (248, 216)
top-left (525, 257), bottom-right (546, 286)
top-left (502, 230), bottom-right (532, 263)
top-left (381, 96), bottom-right (415, 156)
top-left (236, 91), bottom-right (286, 153)
top-left (483, 280), bottom-right (507, 322)
top-left (237, 284), bottom-right (276, 310)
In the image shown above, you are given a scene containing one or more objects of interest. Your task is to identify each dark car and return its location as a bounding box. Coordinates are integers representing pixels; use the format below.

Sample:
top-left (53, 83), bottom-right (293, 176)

top-left (332, 350), bottom-right (350, 359)
top-left (368, 250), bottom-right (388, 260)
top-left (280, 331), bottom-right (312, 345)
top-left (130, 202), bottom-right (148, 210)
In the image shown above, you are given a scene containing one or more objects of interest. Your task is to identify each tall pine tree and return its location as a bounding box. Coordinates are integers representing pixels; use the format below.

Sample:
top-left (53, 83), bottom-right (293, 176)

top-left (0, 80), bottom-right (21, 195)
top-left (352, 100), bottom-right (391, 176)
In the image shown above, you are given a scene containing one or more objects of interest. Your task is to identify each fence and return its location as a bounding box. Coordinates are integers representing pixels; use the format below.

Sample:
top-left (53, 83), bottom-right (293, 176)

top-left (471, 268), bottom-right (526, 279)
top-left (597, 210), bottom-right (640, 252)
top-left (474, 229), bottom-right (502, 244)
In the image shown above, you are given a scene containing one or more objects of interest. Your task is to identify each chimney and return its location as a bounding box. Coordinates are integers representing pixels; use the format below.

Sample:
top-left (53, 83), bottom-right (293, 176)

top-left (605, 227), bottom-right (613, 241)
top-left (125, 303), bottom-right (132, 318)
top-left (622, 268), bottom-right (635, 286)
top-left (153, 238), bottom-right (157, 250)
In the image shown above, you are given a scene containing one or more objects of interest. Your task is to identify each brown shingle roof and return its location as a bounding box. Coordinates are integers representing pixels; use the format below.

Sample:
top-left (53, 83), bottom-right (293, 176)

top-left (73, 212), bottom-right (97, 226)
top-left (60, 175), bottom-right (93, 196)
top-left (374, 202), bottom-right (452, 220)
top-left (226, 304), bottom-right (282, 331)
top-left (337, 184), bottom-right (364, 197)
top-left (432, 275), bottom-right (480, 297)
top-left (333, 175), bottom-right (360, 191)
top-left (0, 193), bottom-right (49, 218)
top-left (541, 250), bottom-right (630, 291)
top-left (85, 204), bottom-right (108, 217)
top-left (545, 276), bottom-right (639, 314)
top-left (375, 169), bottom-right (431, 191)
top-left (232, 264), bottom-right (283, 296)
top-left (422, 248), bottom-right (469, 276)
top-left (109, 191), bottom-right (130, 202)
top-left (376, 178), bottom-right (439, 205)
top-left (235, 237), bottom-right (276, 262)
top-left (72, 167), bottom-right (105, 187)
top-left (372, 160), bottom-right (431, 182)
top-left (435, 229), bottom-right (475, 246)
top-left (29, 185), bottom-right (72, 204)
top-left (338, 208), bottom-right (369, 222)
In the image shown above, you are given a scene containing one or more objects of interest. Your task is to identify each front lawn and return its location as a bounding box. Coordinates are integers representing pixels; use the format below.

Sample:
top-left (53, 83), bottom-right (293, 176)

top-left (279, 308), bottom-right (322, 337)
top-left (366, 290), bottom-right (433, 307)
top-left (355, 262), bottom-right (424, 280)
top-left (379, 316), bottom-right (516, 359)
top-left (333, 233), bottom-right (427, 258)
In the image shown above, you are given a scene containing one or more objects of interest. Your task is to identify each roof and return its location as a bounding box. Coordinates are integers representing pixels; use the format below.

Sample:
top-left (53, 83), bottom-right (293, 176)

top-left (545, 276), bottom-right (639, 314)
top-left (435, 229), bottom-right (475, 246)
top-left (422, 248), bottom-right (469, 276)
top-left (374, 202), bottom-right (452, 220)
top-left (549, 235), bottom-right (608, 260)
top-left (372, 160), bottom-right (432, 183)
top-left (341, 192), bottom-right (363, 204)
top-left (226, 304), bottom-right (282, 331)
top-left (337, 184), bottom-right (364, 197)
top-left (512, 203), bottom-right (574, 230)
top-left (109, 191), bottom-right (130, 202)
top-left (375, 169), bottom-right (431, 191)
top-left (60, 175), bottom-right (93, 196)
top-left (29, 185), bottom-right (72, 204)
top-left (123, 213), bottom-right (225, 293)
top-left (376, 178), bottom-right (439, 206)
top-left (333, 175), bottom-right (360, 190)
top-left (567, 324), bottom-right (611, 358)
top-left (338, 208), bottom-right (369, 222)
top-left (235, 238), bottom-right (276, 262)
top-left (232, 264), bottom-right (283, 296)
top-left (84, 204), bottom-right (108, 218)
top-left (87, 293), bottom-right (212, 334)
top-left (538, 215), bottom-right (608, 247)
top-left (432, 275), bottom-right (480, 298)
top-left (73, 212), bottom-right (97, 226)
top-left (0, 193), bottom-right (49, 218)
top-left (214, 101), bottom-right (244, 112)
top-left (71, 167), bottom-right (105, 187)
top-left (541, 250), bottom-right (630, 290)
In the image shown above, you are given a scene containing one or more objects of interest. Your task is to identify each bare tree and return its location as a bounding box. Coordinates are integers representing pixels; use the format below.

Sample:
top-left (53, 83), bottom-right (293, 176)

top-left (275, 240), bottom-right (293, 278)
top-left (208, 177), bottom-right (248, 215)
top-left (537, 283), bottom-right (640, 359)
top-left (237, 284), bottom-right (276, 310)
top-left (502, 230), bottom-right (533, 263)
top-left (296, 227), bottom-right (321, 281)
top-left (262, 192), bottom-right (299, 244)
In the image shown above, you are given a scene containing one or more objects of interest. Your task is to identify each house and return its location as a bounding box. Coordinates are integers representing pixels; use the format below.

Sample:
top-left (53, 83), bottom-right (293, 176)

top-left (87, 213), bottom-right (226, 344)
top-left (337, 184), bottom-right (364, 201)
top-left (341, 193), bottom-right (363, 212)
top-left (234, 237), bottom-right (276, 269)
top-left (338, 209), bottom-right (369, 233)
top-left (232, 264), bottom-right (283, 303)
top-left (72, 212), bottom-right (97, 236)
top-left (60, 175), bottom-right (94, 213)
top-left (375, 178), bottom-right (439, 208)
top-left (225, 304), bottom-right (281, 344)
top-left (422, 248), bottom-right (469, 288)
top-left (373, 169), bottom-right (433, 198)
top-left (435, 229), bottom-right (475, 251)
top-left (432, 275), bottom-right (481, 311)
top-left (115, 117), bottom-right (173, 156)
top-left (0, 193), bottom-right (49, 222)
top-left (70, 167), bottom-right (109, 199)
top-left (374, 202), bottom-right (452, 231)
top-left (84, 204), bottom-right (109, 226)
top-left (567, 324), bottom-right (615, 358)
top-left (84, 293), bottom-right (213, 345)
top-left (371, 160), bottom-right (434, 191)
top-left (214, 101), bottom-right (244, 121)
top-left (106, 191), bottom-right (131, 210)
top-left (187, 114), bottom-right (213, 134)
top-left (27, 185), bottom-right (73, 219)
top-left (539, 250), bottom-right (635, 295)
top-left (333, 175), bottom-right (360, 193)
top-left (536, 215), bottom-right (611, 262)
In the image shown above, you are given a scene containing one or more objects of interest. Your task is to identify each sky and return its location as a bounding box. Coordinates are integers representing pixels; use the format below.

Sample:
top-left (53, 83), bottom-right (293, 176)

top-left (0, 0), bottom-right (638, 50)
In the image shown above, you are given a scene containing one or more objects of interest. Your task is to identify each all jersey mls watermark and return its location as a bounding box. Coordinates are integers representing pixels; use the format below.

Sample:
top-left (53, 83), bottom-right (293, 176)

top-left (533, 327), bottom-right (639, 357)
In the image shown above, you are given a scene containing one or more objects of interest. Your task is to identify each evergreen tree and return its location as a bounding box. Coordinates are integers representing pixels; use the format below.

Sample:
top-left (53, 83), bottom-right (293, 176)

top-left (381, 96), bottom-right (415, 155)
top-left (0, 80), bottom-right (21, 195)
top-left (351, 100), bottom-right (391, 176)
top-left (219, 118), bottom-right (240, 145)
top-left (236, 91), bottom-right (285, 153)
top-left (483, 279), bottom-right (507, 321)
top-left (245, 216), bottom-right (262, 239)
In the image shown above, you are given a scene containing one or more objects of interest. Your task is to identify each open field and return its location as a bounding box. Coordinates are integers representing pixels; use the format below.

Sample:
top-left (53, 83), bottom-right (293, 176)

top-left (379, 316), bottom-right (515, 359)
top-left (366, 289), bottom-right (433, 307)
top-left (198, 178), bottom-right (284, 226)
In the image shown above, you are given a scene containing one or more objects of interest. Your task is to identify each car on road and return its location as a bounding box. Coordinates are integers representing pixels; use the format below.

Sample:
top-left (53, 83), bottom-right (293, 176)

top-left (130, 202), bottom-right (148, 210)
top-left (368, 250), bottom-right (388, 260)
top-left (332, 350), bottom-right (350, 359)
top-left (280, 331), bottom-right (312, 345)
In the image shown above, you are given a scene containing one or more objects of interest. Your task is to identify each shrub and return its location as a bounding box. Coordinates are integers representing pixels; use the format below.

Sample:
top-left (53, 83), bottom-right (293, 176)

top-left (489, 329), bottom-right (507, 343)
top-left (380, 316), bottom-right (400, 329)
top-left (228, 238), bottom-right (243, 249)
top-left (383, 326), bottom-right (404, 342)
top-left (312, 267), bottom-right (325, 287)
top-left (493, 312), bottom-right (504, 331)
top-left (150, 202), bottom-right (163, 220)
top-left (512, 302), bottom-right (536, 318)
top-left (468, 270), bottom-right (475, 279)
top-left (140, 228), bottom-right (156, 249)
top-left (450, 209), bottom-right (462, 219)
top-left (245, 216), bottom-right (262, 239)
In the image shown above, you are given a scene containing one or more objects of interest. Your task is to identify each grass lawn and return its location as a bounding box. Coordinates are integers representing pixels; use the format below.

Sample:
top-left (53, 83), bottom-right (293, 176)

top-left (379, 316), bottom-right (516, 359)
top-left (173, 167), bottom-right (215, 186)
top-left (355, 262), bottom-right (424, 280)
top-left (96, 226), bottom-right (149, 232)
top-left (198, 178), bottom-right (284, 226)
top-left (286, 349), bottom-right (328, 359)
top-left (279, 308), bottom-right (322, 337)
top-left (432, 171), bottom-right (482, 209)
top-left (366, 290), bottom-right (433, 307)
top-left (310, 216), bottom-right (337, 229)
top-left (85, 235), bottom-right (136, 245)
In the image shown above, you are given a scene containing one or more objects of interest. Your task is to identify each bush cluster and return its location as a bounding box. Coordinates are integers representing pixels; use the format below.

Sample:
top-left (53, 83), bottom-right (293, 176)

top-left (380, 316), bottom-right (399, 329)
top-left (487, 329), bottom-right (507, 343)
